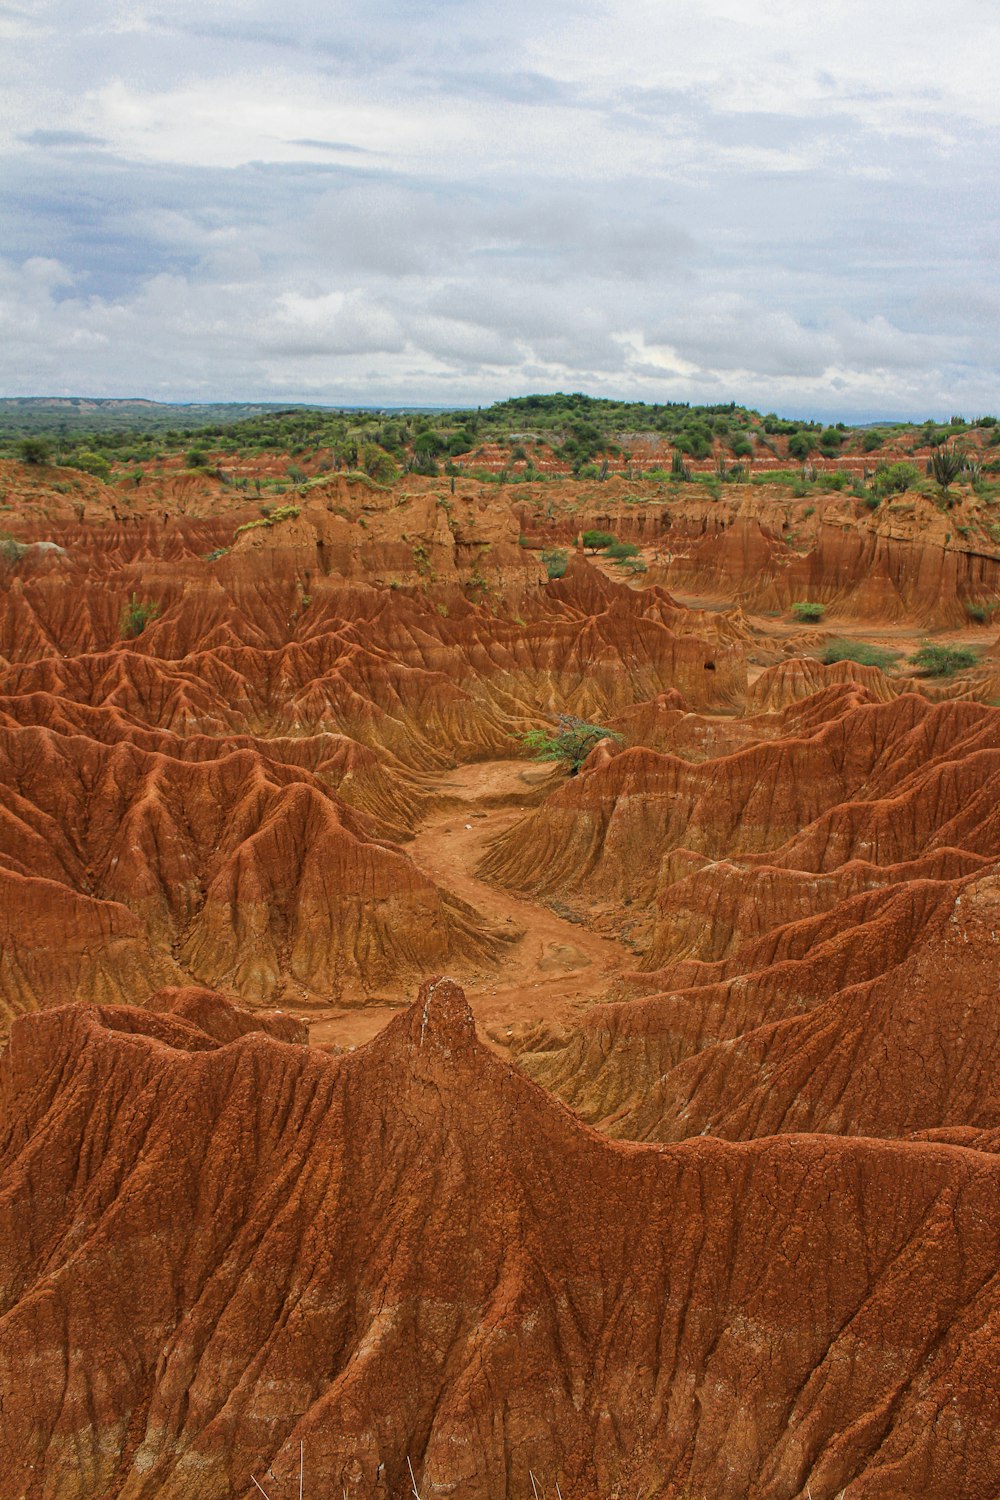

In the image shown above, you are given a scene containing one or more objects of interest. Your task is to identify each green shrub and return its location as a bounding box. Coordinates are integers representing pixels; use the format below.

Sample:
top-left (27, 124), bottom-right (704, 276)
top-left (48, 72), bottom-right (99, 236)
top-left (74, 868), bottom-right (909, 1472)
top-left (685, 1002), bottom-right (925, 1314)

top-left (120, 593), bottom-right (160, 639)
top-left (788, 432), bottom-right (818, 460)
top-left (603, 540), bottom-right (640, 561)
top-left (581, 529), bottom-right (614, 553)
top-left (791, 601), bottom-right (825, 622)
top-left (16, 437), bottom-right (50, 466)
top-left (822, 639), bottom-right (901, 670)
top-left (910, 643), bottom-right (979, 677)
top-left (0, 534), bottom-right (28, 564)
top-left (966, 602), bottom-right (994, 623)
top-left (235, 504), bottom-right (301, 536)
top-left (542, 548), bottom-right (568, 579)
top-left (65, 449), bottom-right (113, 482)
top-left (751, 470), bottom-right (798, 487)
top-left (519, 714), bottom-right (622, 774)
top-left (186, 449), bottom-right (208, 468)
top-left (871, 461), bottom-right (919, 499)
top-left (362, 444), bottom-right (398, 483)
top-left (930, 446), bottom-right (964, 489)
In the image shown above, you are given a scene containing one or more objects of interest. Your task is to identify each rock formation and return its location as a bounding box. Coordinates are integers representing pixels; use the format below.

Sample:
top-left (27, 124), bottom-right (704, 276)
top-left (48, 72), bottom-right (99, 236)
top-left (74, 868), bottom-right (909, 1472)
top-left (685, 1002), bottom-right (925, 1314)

top-left (1, 980), bottom-right (997, 1500)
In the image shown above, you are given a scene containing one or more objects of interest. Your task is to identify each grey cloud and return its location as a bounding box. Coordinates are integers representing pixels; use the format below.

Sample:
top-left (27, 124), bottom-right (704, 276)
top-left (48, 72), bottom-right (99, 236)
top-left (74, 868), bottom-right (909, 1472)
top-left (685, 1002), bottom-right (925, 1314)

top-left (0, 1), bottom-right (996, 417)
top-left (18, 129), bottom-right (108, 148)
top-left (288, 139), bottom-right (374, 155)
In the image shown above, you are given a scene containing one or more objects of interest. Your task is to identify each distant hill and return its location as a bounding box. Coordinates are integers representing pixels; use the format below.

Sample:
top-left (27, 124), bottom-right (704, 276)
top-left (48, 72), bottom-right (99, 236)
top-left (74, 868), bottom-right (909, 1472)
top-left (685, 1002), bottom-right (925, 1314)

top-left (0, 398), bottom-right (320, 438)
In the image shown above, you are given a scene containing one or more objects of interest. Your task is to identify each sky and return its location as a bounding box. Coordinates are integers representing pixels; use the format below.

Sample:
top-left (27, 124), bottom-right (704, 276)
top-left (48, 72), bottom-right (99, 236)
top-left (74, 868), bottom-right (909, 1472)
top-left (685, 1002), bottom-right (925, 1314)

top-left (0, 0), bottom-right (998, 419)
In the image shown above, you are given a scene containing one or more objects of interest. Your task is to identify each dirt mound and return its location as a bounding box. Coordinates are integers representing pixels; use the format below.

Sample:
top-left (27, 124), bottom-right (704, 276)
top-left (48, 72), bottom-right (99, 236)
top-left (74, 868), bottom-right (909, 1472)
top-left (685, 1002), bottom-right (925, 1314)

top-left (1, 978), bottom-right (997, 1500)
top-left (0, 724), bottom-right (507, 1024)
top-left (493, 691), bottom-right (1000, 1144)
top-left (481, 694), bottom-right (1000, 904)
top-left (518, 484), bottom-right (1000, 628)
top-left (0, 506), bottom-right (742, 1025)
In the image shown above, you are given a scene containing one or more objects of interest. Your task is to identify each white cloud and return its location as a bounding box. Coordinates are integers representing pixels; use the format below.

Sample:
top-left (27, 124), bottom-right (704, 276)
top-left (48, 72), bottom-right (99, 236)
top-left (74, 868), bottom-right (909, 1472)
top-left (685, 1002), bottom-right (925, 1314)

top-left (0, 0), bottom-right (996, 416)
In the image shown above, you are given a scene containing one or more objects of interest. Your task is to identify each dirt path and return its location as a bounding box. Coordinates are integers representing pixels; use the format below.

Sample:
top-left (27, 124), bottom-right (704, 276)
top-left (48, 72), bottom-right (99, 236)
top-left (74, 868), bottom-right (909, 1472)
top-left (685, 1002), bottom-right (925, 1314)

top-left (309, 759), bottom-right (632, 1052)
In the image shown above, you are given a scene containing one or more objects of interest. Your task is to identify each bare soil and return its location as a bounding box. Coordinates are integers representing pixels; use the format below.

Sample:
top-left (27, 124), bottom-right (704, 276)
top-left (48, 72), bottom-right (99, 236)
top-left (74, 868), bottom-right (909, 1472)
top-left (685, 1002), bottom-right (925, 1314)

top-left (309, 759), bottom-right (631, 1051)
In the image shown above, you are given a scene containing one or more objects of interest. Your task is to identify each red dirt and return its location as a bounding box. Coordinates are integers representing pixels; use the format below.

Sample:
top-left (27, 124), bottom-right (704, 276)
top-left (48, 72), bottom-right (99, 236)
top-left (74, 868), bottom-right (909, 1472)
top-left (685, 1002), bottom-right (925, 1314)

top-left (2, 980), bottom-right (999, 1499)
top-left (1, 459), bottom-right (999, 1496)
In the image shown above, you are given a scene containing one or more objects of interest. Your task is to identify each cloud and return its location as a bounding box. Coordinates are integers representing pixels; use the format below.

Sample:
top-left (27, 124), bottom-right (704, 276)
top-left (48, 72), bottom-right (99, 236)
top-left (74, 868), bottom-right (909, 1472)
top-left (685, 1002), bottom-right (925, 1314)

top-left (287, 138), bottom-right (374, 155)
top-left (0, 1), bottom-right (995, 417)
top-left (18, 129), bottom-right (108, 148)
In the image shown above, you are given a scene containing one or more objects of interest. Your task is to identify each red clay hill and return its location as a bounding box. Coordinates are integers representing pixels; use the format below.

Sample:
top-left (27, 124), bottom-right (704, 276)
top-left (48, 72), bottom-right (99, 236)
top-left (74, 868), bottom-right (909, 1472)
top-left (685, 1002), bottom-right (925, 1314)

top-left (1, 979), bottom-right (998, 1500)
top-left (0, 454), bottom-right (998, 1496)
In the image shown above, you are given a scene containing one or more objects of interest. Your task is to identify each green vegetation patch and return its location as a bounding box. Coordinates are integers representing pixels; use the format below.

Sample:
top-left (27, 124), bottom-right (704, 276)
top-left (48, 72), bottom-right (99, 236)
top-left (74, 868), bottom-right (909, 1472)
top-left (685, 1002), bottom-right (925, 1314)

top-left (822, 639), bottom-right (901, 671)
top-left (909, 643), bottom-right (980, 677)
top-left (519, 714), bottom-right (622, 774)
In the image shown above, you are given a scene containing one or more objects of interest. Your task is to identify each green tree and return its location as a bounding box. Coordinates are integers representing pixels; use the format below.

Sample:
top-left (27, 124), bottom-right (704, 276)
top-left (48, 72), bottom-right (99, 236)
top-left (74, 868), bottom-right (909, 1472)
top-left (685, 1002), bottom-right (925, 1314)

top-left (581, 530), bottom-right (614, 553)
top-left (791, 601), bottom-right (825, 622)
top-left (69, 449), bottom-right (112, 482)
top-left (519, 714), bottom-right (622, 774)
top-left (603, 540), bottom-right (640, 562)
top-left (788, 432), bottom-right (818, 460)
top-left (17, 437), bottom-right (50, 465)
top-left (910, 643), bottom-right (978, 677)
top-left (871, 462), bottom-right (919, 498)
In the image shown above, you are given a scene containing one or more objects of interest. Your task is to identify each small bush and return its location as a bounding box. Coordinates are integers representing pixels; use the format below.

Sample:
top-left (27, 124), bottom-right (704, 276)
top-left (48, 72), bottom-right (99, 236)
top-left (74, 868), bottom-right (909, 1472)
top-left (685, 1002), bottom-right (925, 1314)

top-left (0, 534), bottom-right (28, 564)
top-left (965, 602), bottom-right (994, 623)
top-left (788, 432), bottom-right (818, 460)
top-left (581, 530), bottom-right (614, 553)
top-left (67, 449), bottom-right (112, 483)
top-left (910, 643), bottom-right (979, 677)
top-left (16, 437), bottom-right (50, 466)
top-left (186, 449), bottom-right (208, 468)
top-left (362, 444), bottom-right (398, 483)
top-left (542, 548), bottom-right (568, 579)
top-left (930, 446), bottom-right (964, 489)
top-left (120, 593), bottom-right (160, 639)
top-left (791, 601), bottom-right (825, 622)
top-left (872, 461), bottom-right (919, 498)
top-left (235, 504), bottom-right (301, 536)
top-left (822, 639), bottom-right (901, 670)
top-left (603, 540), bottom-right (640, 562)
top-left (519, 714), bottom-right (622, 774)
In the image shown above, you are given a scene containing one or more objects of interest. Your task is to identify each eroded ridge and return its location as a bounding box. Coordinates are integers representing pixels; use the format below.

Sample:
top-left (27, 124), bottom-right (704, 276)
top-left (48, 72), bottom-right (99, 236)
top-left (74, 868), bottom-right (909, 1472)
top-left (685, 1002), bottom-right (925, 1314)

top-left (0, 980), bottom-right (997, 1500)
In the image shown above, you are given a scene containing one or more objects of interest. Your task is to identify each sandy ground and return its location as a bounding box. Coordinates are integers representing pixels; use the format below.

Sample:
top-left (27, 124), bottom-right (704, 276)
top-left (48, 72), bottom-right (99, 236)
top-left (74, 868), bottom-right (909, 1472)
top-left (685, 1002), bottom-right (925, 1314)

top-left (308, 759), bottom-right (632, 1052)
